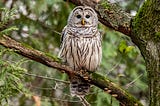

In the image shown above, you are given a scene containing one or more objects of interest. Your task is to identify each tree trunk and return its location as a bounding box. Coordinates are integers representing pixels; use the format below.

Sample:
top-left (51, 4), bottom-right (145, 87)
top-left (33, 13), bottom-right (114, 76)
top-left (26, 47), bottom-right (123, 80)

top-left (131, 0), bottom-right (160, 105)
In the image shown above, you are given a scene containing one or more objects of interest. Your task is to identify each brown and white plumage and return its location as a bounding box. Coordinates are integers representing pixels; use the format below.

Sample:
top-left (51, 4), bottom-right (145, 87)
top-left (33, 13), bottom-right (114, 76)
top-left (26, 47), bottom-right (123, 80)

top-left (59, 6), bottom-right (102, 96)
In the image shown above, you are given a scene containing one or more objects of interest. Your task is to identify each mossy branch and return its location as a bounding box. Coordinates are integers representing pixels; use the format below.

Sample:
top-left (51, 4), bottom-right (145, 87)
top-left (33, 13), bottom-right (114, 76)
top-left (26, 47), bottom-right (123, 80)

top-left (0, 35), bottom-right (143, 106)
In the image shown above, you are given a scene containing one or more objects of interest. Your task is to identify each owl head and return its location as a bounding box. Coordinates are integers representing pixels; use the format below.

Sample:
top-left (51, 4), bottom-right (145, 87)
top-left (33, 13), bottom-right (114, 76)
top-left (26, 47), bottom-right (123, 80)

top-left (67, 6), bottom-right (98, 27)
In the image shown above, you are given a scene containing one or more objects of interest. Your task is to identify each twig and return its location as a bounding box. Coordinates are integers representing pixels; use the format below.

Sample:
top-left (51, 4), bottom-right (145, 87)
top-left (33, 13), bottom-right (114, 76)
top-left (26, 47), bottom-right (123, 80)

top-left (107, 58), bottom-right (122, 75)
top-left (40, 95), bottom-right (81, 103)
top-left (31, 86), bottom-right (53, 90)
top-left (30, 85), bottom-right (75, 99)
top-left (125, 73), bottom-right (143, 89)
top-left (24, 72), bottom-right (70, 84)
top-left (79, 96), bottom-right (91, 106)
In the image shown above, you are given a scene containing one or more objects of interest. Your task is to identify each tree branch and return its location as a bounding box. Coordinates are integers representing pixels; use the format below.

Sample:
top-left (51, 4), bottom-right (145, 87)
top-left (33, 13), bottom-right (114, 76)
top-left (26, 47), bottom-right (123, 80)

top-left (0, 35), bottom-right (143, 106)
top-left (67, 0), bottom-right (132, 36)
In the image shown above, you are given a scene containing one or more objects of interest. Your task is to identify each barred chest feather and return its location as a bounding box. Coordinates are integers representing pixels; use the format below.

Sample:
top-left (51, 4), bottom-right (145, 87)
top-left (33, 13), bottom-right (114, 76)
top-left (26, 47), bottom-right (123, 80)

top-left (59, 30), bottom-right (102, 71)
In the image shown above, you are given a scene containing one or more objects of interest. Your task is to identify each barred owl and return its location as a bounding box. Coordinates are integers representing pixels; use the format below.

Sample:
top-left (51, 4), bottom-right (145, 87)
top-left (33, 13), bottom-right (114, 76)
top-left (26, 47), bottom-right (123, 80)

top-left (59, 6), bottom-right (102, 96)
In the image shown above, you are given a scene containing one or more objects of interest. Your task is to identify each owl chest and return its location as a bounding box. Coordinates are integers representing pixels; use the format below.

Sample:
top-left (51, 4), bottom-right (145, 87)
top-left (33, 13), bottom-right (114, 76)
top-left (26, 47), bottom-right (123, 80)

top-left (63, 36), bottom-right (101, 71)
top-left (69, 37), bottom-right (93, 58)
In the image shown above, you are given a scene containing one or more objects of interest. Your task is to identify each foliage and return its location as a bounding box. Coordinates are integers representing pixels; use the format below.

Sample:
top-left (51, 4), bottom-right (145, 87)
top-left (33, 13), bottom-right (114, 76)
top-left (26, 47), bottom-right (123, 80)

top-left (0, 8), bottom-right (18, 35)
top-left (0, 0), bottom-right (147, 106)
top-left (0, 49), bottom-right (30, 105)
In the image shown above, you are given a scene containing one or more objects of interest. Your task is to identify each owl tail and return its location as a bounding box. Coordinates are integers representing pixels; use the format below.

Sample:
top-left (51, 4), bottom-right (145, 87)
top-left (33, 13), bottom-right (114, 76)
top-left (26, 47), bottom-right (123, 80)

top-left (70, 76), bottom-right (90, 96)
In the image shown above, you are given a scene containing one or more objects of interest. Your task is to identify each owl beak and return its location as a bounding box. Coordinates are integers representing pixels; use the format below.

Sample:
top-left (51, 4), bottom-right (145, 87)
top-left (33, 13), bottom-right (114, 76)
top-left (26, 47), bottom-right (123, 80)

top-left (81, 18), bottom-right (85, 25)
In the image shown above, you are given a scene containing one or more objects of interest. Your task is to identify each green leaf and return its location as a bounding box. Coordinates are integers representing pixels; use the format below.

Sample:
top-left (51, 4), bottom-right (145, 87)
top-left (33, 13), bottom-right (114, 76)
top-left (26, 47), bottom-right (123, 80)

top-left (118, 40), bottom-right (127, 53)
top-left (125, 46), bottom-right (135, 53)
top-left (0, 26), bottom-right (18, 35)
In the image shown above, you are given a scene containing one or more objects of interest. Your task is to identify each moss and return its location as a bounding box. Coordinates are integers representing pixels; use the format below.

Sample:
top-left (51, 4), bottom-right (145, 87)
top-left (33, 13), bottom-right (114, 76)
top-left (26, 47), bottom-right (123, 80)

top-left (90, 72), bottom-right (143, 106)
top-left (132, 0), bottom-right (153, 44)
top-left (100, 1), bottom-right (110, 9)
top-left (21, 42), bottom-right (34, 49)
top-left (45, 52), bottom-right (61, 63)
top-left (91, 72), bottom-right (107, 82)
top-left (132, 3), bottom-right (146, 33)
top-left (155, 32), bottom-right (160, 38)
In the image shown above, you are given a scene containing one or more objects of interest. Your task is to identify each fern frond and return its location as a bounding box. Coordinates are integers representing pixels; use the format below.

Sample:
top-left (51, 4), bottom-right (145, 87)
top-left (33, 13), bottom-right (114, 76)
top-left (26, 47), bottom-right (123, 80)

top-left (0, 8), bottom-right (18, 33)
top-left (0, 8), bottom-right (17, 25)
top-left (0, 26), bottom-right (18, 35)
top-left (0, 49), bottom-right (30, 104)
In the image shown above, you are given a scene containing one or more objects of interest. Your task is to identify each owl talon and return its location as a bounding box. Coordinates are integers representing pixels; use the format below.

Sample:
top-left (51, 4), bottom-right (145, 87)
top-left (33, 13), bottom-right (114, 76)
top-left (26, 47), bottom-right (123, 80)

top-left (83, 76), bottom-right (89, 80)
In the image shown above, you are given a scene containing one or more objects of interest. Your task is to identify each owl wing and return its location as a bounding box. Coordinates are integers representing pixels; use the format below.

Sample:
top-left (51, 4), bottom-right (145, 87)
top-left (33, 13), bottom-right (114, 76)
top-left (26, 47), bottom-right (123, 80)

top-left (58, 26), bottom-right (68, 61)
top-left (60, 26), bottom-right (67, 45)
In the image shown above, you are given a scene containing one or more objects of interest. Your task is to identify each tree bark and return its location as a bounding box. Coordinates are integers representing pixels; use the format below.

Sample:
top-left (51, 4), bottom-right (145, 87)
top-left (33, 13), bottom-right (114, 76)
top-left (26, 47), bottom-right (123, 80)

top-left (0, 35), bottom-right (143, 106)
top-left (131, 0), bottom-right (160, 105)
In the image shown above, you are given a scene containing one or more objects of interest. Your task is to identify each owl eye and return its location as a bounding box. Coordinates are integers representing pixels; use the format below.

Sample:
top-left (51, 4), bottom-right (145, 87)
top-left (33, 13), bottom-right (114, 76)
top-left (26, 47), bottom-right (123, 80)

top-left (76, 15), bottom-right (81, 19)
top-left (85, 15), bottom-right (90, 18)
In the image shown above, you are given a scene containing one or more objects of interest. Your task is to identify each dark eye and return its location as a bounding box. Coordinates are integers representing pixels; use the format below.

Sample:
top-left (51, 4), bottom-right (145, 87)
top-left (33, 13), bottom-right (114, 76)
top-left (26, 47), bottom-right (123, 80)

top-left (85, 15), bottom-right (90, 18)
top-left (76, 15), bottom-right (81, 19)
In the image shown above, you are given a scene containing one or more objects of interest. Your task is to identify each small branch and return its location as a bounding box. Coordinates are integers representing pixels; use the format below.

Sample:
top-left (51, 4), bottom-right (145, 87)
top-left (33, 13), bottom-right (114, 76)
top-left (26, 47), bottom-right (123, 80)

top-left (125, 74), bottom-right (143, 89)
top-left (39, 95), bottom-right (81, 103)
top-left (24, 72), bottom-right (70, 84)
top-left (0, 35), bottom-right (143, 106)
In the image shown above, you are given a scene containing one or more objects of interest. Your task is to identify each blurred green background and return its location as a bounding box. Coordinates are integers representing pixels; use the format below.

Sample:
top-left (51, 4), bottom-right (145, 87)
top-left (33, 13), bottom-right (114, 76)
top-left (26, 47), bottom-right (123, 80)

top-left (0, 0), bottom-right (147, 106)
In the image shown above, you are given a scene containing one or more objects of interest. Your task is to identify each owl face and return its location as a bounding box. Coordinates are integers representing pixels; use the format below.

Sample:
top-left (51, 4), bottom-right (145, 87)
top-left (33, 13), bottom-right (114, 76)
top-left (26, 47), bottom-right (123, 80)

top-left (68, 6), bottom-right (98, 27)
